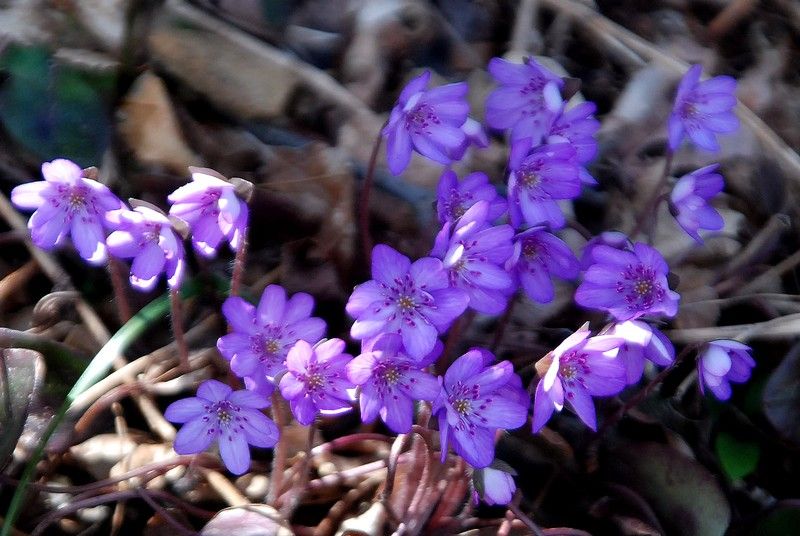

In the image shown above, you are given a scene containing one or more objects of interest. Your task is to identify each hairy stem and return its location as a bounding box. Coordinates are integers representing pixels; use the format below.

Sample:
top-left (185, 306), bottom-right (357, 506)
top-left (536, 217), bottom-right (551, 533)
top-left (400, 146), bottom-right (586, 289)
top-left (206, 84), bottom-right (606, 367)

top-left (107, 257), bottom-right (133, 323)
top-left (169, 289), bottom-right (189, 371)
top-left (628, 150), bottom-right (674, 241)
top-left (359, 128), bottom-right (385, 267)
top-left (230, 227), bottom-right (249, 298)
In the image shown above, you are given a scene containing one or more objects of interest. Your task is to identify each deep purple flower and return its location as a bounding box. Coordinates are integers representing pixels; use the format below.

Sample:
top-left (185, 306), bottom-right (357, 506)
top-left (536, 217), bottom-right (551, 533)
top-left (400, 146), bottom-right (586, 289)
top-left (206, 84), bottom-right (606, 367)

top-left (575, 242), bottom-right (680, 321)
top-left (697, 340), bottom-right (754, 400)
top-left (346, 333), bottom-right (441, 433)
top-left (168, 168), bottom-right (248, 258)
top-left (346, 245), bottom-right (469, 360)
top-left (485, 57), bottom-right (563, 145)
top-left (382, 70), bottom-right (469, 175)
top-left (607, 321), bottom-right (675, 384)
top-left (106, 205), bottom-right (185, 291)
top-left (507, 141), bottom-right (581, 229)
top-left (532, 326), bottom-right (625, 432)
top-left (472, 465), bottom-right (516, 506)
top-left (547, 101), bottom-right (600, 185)
top-left (508, 227), bottom-right (579, 304)
top-left (579, 231), bottom-right (633, 271)
top-left (436, 170), bottom-right (506, 225)
top-left (433, 349), bottom-right (528, 468)
top-left (217, 285), bottom-right (326, 381)
top-left (668, 64), bottom-right (739, 152)
top-left (165, 379), bottom-right (278, 475)
top-left (670, 164), bottom-right (725, 243)
top-left (11, 159), bottom-right (123, 264)
top-left (430, 202), bottom-right (515, 315)
top-left (278, 339), bottom-right (354, 425)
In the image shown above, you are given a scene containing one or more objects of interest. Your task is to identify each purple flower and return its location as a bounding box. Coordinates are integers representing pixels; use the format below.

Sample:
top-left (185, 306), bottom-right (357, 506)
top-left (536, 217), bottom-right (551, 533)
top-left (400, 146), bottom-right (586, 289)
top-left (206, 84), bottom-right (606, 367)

top-left (508, 227), bottom-right (579, 304)
top-left (507, 141), bottom-right (581, 229)
top-left (433, 349), bottom-right (528, 468)
top-left (11, 159), bottom-right (123, 264)
top-left (450, 118), bottom-right (490, 162)
top-left (165, 379), bottom-right (278, 475)
top-left (430, 202), bottom-right (515, 315)
top-left (607, 321), bottom-right (675, 384)
top-left (472, 465), bottom-right (516, 506)
top-left (547, 101), bottom-right (600, 185)
top-left (168, 168), bottom-right (248, 258)
top-left (532, 326), bottom-right (625, 432)
top-left (346, 245), bottom-right (469, 360)
top-left (485, 57), bottom-right (563, 145)
top-left (697, 340), bottom-right (754, 400)
top-left (670, 164), bottom-right (725, 243)
top-left (217, 285), bottom-right (326, 381)
top-left (436, 170), bottom-right (506, 225)
top-left (579, 231), bottom-right (633, 271)
top-left (346, 333), bottom-right (441, 433)
top-left (278, 339), bottom-right (354, 425)
top-left (382, 70), bottom-right (469, 175)
top-left (575, 242), bottom-right (680, 321)
top-left (668, 64), bottom-right (739, 152)
top-left (106, 205), bottom-right (185, 291)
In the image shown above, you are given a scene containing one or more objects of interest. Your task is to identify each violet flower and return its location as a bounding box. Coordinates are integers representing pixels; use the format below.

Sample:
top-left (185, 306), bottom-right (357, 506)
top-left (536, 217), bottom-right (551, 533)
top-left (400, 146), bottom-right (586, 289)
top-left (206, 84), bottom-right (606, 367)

top-left (382, 70), bottom-right (469, 175)
top-left (436, 170), bottom-right (506, 225)
top-left (106, 204), bottom-right (185, 291)
top-left (346, 333), bottom-right (441, 433)
top-left (430, 202), bottom-right (515, 315)
top-left (608, 321), bottom-right (675, 385)
top-left (433, 349), bottom-right (528, 468)
top-left (11, 158), bottom-right (123, 265)
top-left (346, 244), bottom-right (469, 360)
top-left (547, 101), bottom-right (601, 185)
top-left (507, 140), bottom-right (581, 229)
top-left (450, 118), bottom-right (490, 162)
top-left (485, 57), bottom-right (563, 145)
top-left (168, 168), bottom-right (248, 258)
top-left (472, 465), bottom-right (516, 506)
top-left (697, 340), bottom-right (754, 400)
top-left (532, 326), bottom-right (625, 432)
top-left (668, 64), bottom-right (739, 152)
top-left (278, 339), bottom-right (354, 425)
top-left (670, 164), bottom-right (725, 243)
top-left (508, 227), bottom-right (579, 304)
top-left (165, 379), bottom-right (278, 475)
top-left (579, 231), bottom-right (633, 271)
top-left (217, 285), bottom-right (326, 381)
top-left (575, 242), bottom-right (680, 321)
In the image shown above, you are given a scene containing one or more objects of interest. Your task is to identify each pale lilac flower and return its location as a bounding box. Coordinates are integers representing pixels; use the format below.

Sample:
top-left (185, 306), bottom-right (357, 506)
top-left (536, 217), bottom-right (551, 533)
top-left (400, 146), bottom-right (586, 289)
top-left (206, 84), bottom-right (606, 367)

top-left (670, 164), bottom-right (725, 243)
top-left (346, 333), bottom-right (441, 433)
top-left (450, 118), bottom-right (490, 161)
top-left (436, 170), bottom-right (506, 225)
top-left (697, 340), bottom-right (754, 400)
top-left (165, 379), bottom-right (278, 475)
top-left (547, 101), bottom-right (600, 185)
top-left (507, 227), bottom-right (579, 304)
top-left (507, 140), bottom-right (581, 229)
top-left (430, 202), bottom-right (515, 315)
top-left (532, 326), bottom-right (625, 432)
top-left (433, 349), bottom-right (528, 468)
top-left (346, 244), bottom-right (469, 360)
top-left (472, 465), bottom-right (516, 506)
top-left (668, 64), bottom-right (739, 152)
top-left (575, 242), bottom-right (680, 321)
top-left (168, 168), bottom-right (248, 257)
top-left (579, 231), bottom-right (633, 271)
top-left (278, 339), bottom-right (354, 425)
top-left (485, 57), bottom-right (563, 145)
top-left (217, 285), bottom-right (326, 381)
top-left (106, 205), bottom-right (185, 291)
top-left (608, 321), bottom-right (675, 384)
top-left (11, 159), bottom-right (122, 264)
top-left (382, 70), bottom-right (469, 175)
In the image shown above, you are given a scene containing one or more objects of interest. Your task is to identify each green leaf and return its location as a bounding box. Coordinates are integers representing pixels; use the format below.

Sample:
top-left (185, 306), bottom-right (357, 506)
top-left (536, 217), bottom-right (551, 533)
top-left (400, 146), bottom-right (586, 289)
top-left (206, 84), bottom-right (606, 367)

top-left (715, 432), bottom-right (760, 481)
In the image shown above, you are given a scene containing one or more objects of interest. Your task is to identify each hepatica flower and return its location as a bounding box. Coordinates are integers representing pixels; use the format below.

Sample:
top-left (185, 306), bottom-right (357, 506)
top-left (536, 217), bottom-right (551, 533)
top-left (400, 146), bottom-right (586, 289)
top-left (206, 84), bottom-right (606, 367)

top-left (670, 164), bottom-right (725, 243)
top-left (608, 321), bottom-right (675, 384)
top-left (668, 64), bottom-right (738, 152)
top-left (547, 101), bottom-right (601, 185)
top-left (346, 245), bottom-right (469, 359)
top-left (433, 349), bottom-right (528, 468)
top-left (575, 242), bottom-right (679, 321)
top-left (532, 326), bottom-right (625, 432)
top-left (11, 158), bottom-right (122, 264)
top-left (508, 227), bottom-right (579, 304)
top-left (106, 204), bottom-right (185, 291)
top-left (279, 339), bottom-right (354, 425)
top-left (472, 465), bottom-right (516, 506)
top-left (382, 70), bottom-right (469, 175)
top-left (168, 168), bottom-right (248, 257)
top-left (217, 285), bottom-right (326, 380)
top-left (579, 231), bottom-right (632, 271)
top-left (436, 170), bottom-right (506, 225)
top-left (165, 379), bottom-right (278, 475)
top-left (346, 333), bottom-right (441, 433)
top-left (485, 56), bottom-right (563, 145)
top-left (697, 340), bottom-right (754, 400)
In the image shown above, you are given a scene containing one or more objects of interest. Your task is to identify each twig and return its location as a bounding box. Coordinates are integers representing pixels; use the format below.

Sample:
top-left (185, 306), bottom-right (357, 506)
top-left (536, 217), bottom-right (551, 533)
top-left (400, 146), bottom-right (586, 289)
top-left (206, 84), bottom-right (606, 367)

top-left (707, 0), bottom-right (759, 41)
top-left (509, 0), bottom-right (541, 56)
top-left (136, 488), bottom-right (198, 536)
top-left (201, 468), bottom-right (249, 507)
top-left (666, 312), bottom-right (800, 343)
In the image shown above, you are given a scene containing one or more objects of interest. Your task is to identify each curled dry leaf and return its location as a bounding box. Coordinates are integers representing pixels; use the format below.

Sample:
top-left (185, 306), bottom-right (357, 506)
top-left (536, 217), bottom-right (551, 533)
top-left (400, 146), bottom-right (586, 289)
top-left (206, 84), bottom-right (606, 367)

top-left (201, 504), bottom-right (292, 536)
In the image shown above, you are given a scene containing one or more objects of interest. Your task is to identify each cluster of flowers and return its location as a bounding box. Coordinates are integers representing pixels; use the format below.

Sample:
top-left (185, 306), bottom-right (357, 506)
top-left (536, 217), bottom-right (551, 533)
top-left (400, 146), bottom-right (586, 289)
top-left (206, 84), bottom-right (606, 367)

top-left (10, 57), bottom-right (754, 504)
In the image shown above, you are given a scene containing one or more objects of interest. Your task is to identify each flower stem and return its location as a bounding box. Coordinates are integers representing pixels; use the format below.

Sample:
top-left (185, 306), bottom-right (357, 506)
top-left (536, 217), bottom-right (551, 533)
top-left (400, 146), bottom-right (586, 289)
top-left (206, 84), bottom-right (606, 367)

top-left (490, 295), bottom-right (518, 353)
top-left (169, 289), bottom-right (189, 371)
top-left (628, 149), bottom-right (674, 241)
top-left (267, 393), bottom-right (287, 506)
top-left (507, 500), bottom-right (545, 536)
top-left (107, 257), bottom-right (132, 323)
top-left (229, 226), bottom-right (249, 298)
top-left (279, 422), bottom-right (316, 518)
top-left (359, 127), bottom-right (385, 268)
